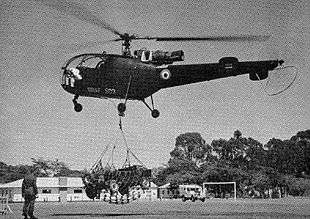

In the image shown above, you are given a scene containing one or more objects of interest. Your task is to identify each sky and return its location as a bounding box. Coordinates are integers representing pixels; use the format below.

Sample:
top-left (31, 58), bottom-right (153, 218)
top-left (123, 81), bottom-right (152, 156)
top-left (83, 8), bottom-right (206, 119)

top-left (1, 0), bottom-right (309, 170)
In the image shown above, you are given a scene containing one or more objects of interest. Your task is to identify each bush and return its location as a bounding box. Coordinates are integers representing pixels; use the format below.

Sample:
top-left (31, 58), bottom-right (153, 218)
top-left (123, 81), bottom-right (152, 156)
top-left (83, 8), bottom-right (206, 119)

top-left (285, 175), bottom-right (310, 196)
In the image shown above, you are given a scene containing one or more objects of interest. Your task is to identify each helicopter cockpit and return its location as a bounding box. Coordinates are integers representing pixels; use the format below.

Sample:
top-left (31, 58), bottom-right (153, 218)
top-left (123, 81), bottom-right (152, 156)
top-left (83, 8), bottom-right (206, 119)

top-left (61, 53), bottom-right (107, 88)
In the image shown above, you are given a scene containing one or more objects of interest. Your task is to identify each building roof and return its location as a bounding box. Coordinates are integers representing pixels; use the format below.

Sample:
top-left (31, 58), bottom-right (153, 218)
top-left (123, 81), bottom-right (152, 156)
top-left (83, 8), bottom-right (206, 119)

top-left (179, 184), bottom-right (202, 188)
top-left (0, 179), bottom-right (23, 188)
top-left (37, 177), bottom-right (59, 188)
top-left (0, 177), bottom-right (84, 189)
top-left (149, 182), bottom-right (157, 188)
top-left (158, 183), bottom-right (170, 189)
top-left (66, 177), bottom-right (84, 187)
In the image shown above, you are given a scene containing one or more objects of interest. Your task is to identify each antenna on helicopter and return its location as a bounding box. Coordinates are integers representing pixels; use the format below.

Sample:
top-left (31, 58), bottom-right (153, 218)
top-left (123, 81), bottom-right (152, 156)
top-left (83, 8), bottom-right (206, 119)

top-left (120, 33), bottom-right (132, 56)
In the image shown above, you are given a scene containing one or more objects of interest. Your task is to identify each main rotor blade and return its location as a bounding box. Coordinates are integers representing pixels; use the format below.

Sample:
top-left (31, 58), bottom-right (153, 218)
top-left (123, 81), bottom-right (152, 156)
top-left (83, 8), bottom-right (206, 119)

top-left (57, 40), bottom-right (116, 53)
top-left (36, 0), bottom-right (122, 37)
top-left (136, 35), bottom-right (270, 42)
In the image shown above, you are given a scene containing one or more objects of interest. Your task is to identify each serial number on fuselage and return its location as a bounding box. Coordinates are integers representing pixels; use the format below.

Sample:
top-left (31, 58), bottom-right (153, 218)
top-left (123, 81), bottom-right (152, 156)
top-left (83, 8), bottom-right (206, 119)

top-left (87, 87), bottom-right (116, 95)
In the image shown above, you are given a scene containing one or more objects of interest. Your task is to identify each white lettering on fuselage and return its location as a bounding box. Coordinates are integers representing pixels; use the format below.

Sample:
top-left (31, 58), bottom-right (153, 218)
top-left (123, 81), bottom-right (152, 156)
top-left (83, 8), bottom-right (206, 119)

top-left (87, 87), bottom-right (100, 93)
top-left (105, 88), bottom-right (116, 95)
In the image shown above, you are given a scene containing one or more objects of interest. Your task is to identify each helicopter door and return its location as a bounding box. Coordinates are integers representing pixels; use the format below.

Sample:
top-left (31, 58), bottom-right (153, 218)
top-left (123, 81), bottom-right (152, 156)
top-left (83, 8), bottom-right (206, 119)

top-left (79, 56), bottom-right (104, 93)
top-left (82, 68), bottom-right (101, 92)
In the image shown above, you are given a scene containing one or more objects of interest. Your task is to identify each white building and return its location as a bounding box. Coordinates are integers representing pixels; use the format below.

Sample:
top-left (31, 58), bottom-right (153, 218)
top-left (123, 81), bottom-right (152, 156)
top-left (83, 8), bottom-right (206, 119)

top-left (158, 183), bottom-right (179, 199)
top-left (0, 177), bottom-right (159, 202)
top-left (138, 182), bottom-right (158, 200)
top-left (0, 177), bottom-right (91, 203)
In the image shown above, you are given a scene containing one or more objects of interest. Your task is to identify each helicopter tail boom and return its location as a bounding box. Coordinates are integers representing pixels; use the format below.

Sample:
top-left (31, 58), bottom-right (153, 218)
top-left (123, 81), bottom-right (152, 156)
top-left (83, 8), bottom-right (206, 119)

top-left (158, 58), bottom-right (283, 89)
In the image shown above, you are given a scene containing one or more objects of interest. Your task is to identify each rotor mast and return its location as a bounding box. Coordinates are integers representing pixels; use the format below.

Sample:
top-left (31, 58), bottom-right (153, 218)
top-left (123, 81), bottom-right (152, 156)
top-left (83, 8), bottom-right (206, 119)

top-left (121, 33), bottom-right (133, 57)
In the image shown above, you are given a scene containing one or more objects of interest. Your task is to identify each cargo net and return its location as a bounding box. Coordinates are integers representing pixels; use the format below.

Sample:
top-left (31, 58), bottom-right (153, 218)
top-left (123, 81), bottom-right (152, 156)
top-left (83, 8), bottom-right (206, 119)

top-left (263, 65), bottom-right (297, 96)
top-left (82, 119), bottom-right (151, 204)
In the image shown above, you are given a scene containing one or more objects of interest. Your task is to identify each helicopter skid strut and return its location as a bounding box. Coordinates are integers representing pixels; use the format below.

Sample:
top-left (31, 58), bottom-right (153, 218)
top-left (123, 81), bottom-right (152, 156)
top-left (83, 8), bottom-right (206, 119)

top-left (142, 96), bottom-right (160, 118)
top-left (116, 75), bottom-right (159, 118)
top-left (117, 96), bottom-right (160, 118)
top-left (117, 75), bottom-right (133, 117)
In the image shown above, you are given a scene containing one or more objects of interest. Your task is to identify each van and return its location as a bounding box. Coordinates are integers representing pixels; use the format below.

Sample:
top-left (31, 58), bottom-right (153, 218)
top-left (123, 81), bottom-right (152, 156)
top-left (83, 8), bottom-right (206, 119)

top-left (179, 185), bottom-right (205, 202)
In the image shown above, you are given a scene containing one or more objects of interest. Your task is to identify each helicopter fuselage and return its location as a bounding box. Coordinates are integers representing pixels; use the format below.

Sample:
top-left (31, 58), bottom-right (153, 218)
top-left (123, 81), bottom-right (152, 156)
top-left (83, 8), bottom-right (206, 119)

top-left (61, 52), bottom-right (283, 116)
top-left (61, 53), bottom-right (281, 100)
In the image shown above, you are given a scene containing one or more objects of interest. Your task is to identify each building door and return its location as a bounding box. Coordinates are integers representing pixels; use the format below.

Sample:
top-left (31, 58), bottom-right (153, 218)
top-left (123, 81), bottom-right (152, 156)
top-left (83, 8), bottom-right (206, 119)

top-left (59, 188), bottom-right (67, 203)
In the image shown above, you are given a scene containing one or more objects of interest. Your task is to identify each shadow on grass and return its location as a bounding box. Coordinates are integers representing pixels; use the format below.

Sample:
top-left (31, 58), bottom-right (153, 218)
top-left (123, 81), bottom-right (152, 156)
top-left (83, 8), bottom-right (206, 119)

top-left (51, 212), bottom-right (305, 218)
top-left (51, 213), bottom-right (148, 217)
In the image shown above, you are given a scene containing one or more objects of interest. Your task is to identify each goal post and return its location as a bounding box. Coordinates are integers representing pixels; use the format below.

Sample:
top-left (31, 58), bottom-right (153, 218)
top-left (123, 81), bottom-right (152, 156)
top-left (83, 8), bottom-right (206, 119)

top-left (202, 182), bottom-right (237, 200)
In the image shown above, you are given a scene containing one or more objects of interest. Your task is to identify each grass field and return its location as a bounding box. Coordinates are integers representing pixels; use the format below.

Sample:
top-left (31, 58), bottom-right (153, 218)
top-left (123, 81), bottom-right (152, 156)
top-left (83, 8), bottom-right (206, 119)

top-left (2, 197), bottom-right (310, 218)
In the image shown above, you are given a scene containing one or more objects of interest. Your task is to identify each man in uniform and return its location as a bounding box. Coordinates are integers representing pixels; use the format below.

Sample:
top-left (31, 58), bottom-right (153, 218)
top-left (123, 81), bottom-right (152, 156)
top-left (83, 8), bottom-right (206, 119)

top-left (22, 169), bottom-right (38, 219)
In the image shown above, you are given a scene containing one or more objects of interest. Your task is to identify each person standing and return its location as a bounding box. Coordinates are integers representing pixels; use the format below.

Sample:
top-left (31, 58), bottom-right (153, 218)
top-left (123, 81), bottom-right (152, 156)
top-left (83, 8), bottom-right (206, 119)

top-left (22, 169), bottom-right (38, 219)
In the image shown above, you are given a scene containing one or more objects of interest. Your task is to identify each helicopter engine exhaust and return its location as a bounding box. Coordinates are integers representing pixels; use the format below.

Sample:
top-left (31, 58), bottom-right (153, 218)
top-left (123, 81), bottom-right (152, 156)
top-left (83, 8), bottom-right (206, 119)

top-left (152, 50), bottom-right (184, 64)
top-left (135, 49), bottom-right (184, 65)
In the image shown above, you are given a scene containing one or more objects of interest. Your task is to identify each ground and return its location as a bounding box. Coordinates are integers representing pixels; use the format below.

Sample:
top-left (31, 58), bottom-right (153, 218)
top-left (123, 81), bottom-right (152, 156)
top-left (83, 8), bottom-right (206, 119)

top-left (2, 198), bottom-right (310, 218)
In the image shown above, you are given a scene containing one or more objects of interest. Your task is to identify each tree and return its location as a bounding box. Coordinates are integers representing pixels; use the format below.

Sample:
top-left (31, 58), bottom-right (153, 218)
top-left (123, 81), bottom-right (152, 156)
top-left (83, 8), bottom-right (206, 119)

top-left (234, 130), bottom-right (242, 139)
top-left (31, 158), bottom-right (80, 177)
top-left (171, 132), bottom-right (211, 166)
top-left (284, 175), bottom-right (310, 196)
top-left (291, 130), bottom-right (310, 141)
top-left (298, 140), bottom-right (310, 175)
top-left (167, 158), bottom-right (197, 173)
top-left (291, 130), bottom-right (310, 175)
top-left (211, 138), bottom-right (231, 163)
top-left (211, 136), bottom-right (250, 168)
top-left (265, 138), bottom-right (306, 175)
top-left (245, 138), bottom-right (266, 170)
top-left (0, 162), bottom-right (33, 183)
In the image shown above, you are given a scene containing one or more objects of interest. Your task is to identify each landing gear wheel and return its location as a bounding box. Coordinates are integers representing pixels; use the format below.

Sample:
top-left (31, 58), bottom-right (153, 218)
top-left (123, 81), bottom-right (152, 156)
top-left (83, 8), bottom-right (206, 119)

top-left (151, 109), bottom-right (160, 118)
top-left (72, 95), bottom-right (82, 112)
top-left (74, 103), bottom-right (83, 112)
top-left (118, 103), bottom-right (126, 114)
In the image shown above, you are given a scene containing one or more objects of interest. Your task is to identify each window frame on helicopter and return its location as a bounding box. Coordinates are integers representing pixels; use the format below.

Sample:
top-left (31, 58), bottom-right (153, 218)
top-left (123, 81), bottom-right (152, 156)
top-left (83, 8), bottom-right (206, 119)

top-left (62, 53), bottom-right (108, 70)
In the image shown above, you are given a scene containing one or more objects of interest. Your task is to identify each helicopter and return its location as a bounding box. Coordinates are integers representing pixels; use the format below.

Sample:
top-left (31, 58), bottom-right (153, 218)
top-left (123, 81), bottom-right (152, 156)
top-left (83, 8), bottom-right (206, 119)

top-left (61, 33), bottom-right (284, 118)
top-left (57, 2), bottom-right (284, 118)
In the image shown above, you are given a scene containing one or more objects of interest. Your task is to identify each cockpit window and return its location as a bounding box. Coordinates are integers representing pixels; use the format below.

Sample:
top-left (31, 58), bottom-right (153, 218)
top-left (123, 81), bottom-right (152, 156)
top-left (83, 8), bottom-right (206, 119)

top-left (78, 56), bottom-right (104, 68)
top-left (62, 54), bottom-right (106, 70)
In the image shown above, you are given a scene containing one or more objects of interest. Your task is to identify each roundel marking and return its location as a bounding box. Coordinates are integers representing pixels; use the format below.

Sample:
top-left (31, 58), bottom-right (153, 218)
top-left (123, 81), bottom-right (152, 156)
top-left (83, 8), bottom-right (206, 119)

top-left (160, 69), bottom-right (171, 80)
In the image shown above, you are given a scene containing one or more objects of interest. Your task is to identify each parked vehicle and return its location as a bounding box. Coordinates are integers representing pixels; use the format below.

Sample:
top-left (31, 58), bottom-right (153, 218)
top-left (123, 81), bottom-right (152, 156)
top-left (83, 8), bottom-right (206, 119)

top-left (179, 185), bottom-right (205, 202)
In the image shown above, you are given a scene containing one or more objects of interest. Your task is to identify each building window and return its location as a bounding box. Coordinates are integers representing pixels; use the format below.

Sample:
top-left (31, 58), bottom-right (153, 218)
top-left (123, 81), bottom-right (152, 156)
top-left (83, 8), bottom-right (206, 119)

top-left (74, 189), bottom-right (82, 194)
top-left (42, 189), bottom-right (52, 194)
